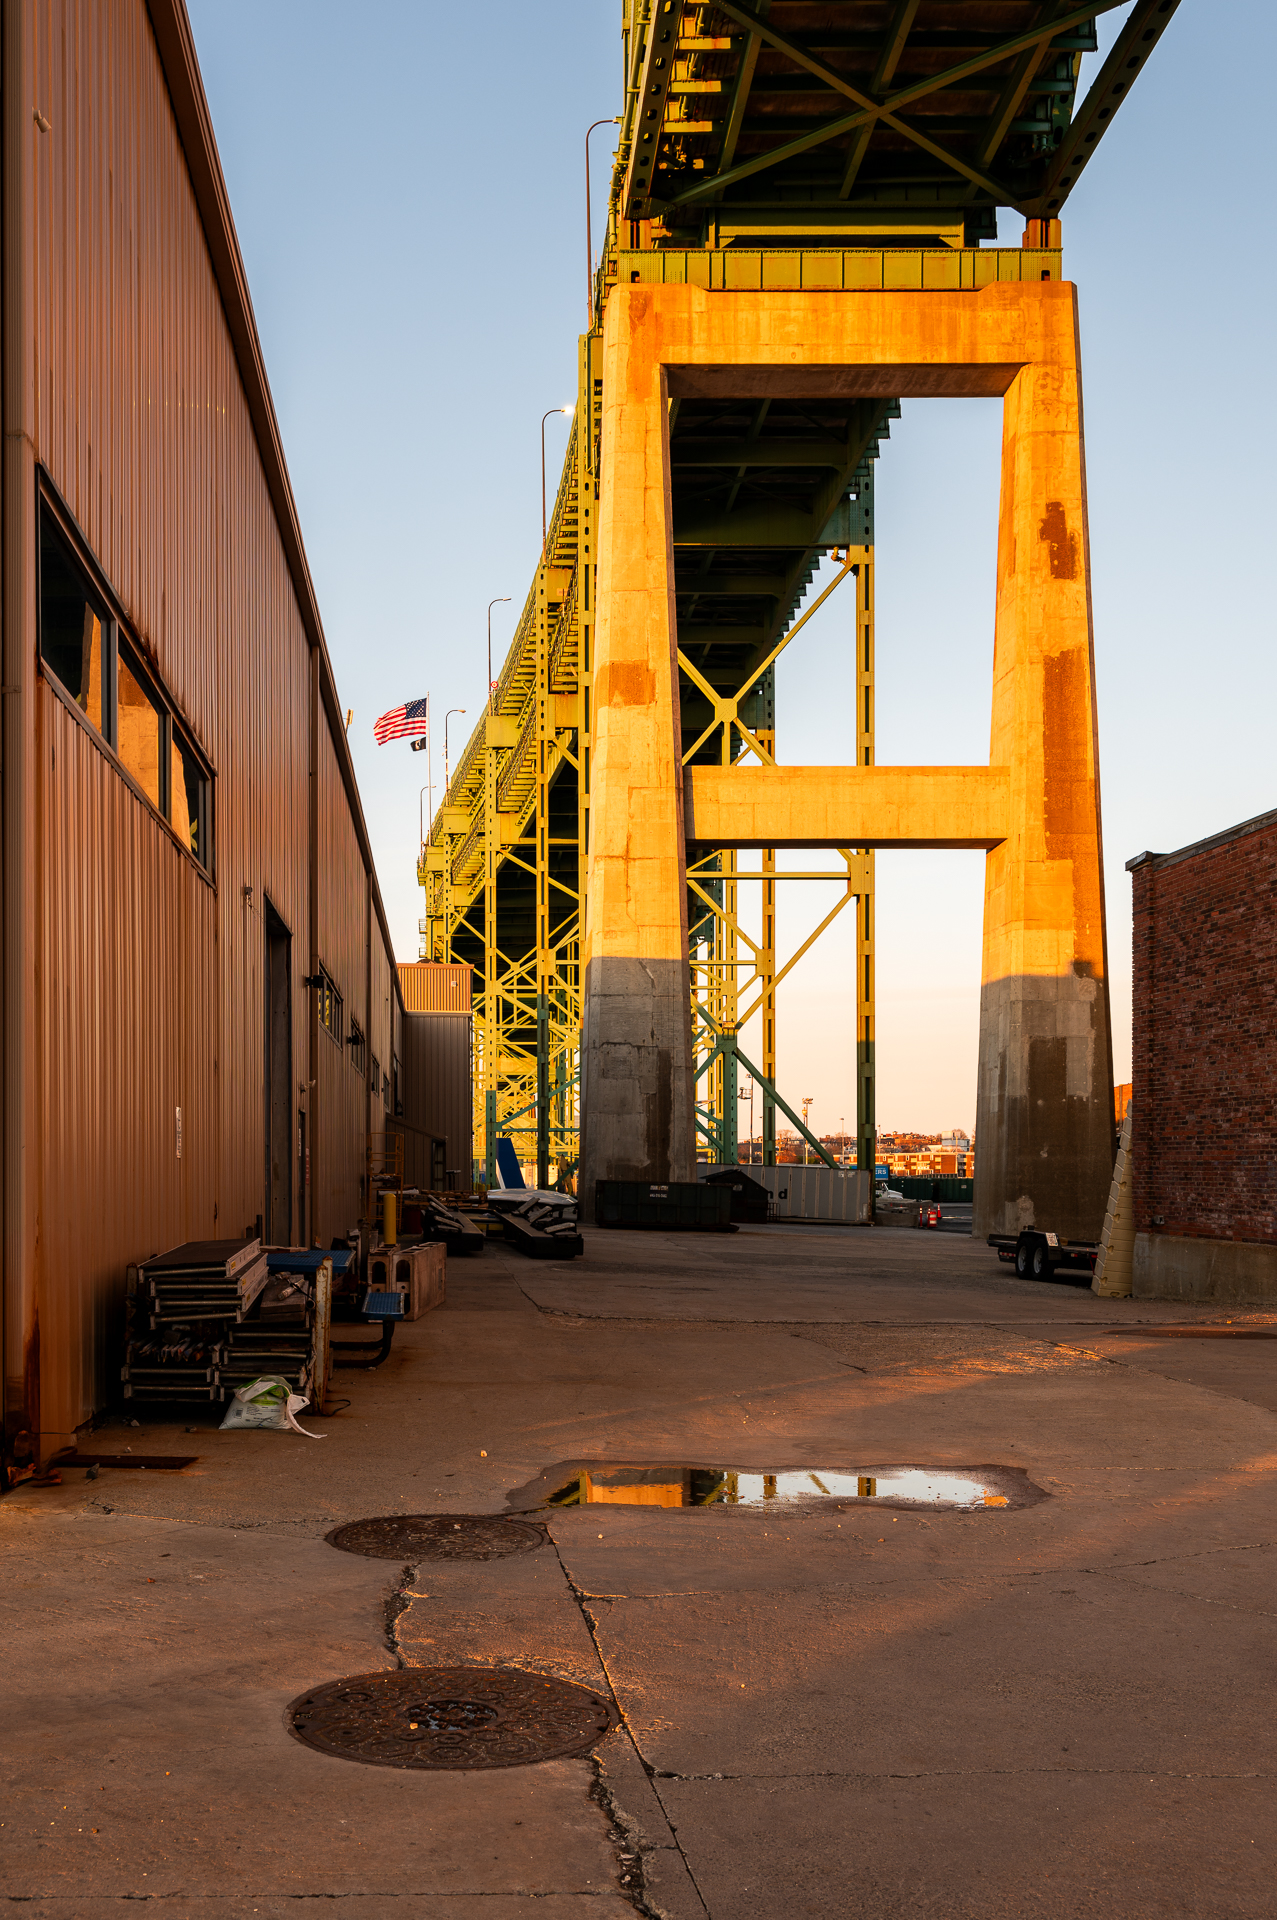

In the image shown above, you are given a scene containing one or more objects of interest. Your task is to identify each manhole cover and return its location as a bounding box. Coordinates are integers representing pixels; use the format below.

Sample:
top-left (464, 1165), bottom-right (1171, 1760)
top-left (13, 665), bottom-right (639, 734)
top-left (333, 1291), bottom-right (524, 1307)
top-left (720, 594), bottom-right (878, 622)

top-left (288, 1667), bottom-right (614, 1769)
top-left (326, 1513), bottom-right (548, 1561)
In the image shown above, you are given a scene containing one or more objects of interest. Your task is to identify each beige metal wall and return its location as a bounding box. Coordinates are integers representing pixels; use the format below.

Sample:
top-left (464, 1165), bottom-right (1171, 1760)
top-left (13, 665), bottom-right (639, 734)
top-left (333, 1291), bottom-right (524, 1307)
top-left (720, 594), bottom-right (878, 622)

top-left (5, 0), bottom-right (404, 1450)
top-left (397, 963), bottom-right (472, 1014)
top-left (314, 728), bottom-right (369, 1242)
top-left (400, 1013), bottom-right (474, 1188)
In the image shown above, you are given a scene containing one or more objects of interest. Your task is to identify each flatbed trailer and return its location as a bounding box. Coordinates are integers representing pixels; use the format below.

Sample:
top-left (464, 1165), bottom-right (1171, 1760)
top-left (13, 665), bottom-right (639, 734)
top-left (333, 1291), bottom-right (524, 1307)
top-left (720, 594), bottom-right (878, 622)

top-left (989, 1230), bottom-right (1098, 1280)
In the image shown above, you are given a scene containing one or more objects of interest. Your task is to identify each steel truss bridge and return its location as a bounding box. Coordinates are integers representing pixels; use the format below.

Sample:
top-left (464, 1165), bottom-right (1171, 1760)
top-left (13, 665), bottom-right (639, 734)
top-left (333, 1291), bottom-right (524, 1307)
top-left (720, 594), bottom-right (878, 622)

top-left (418, 0), bottom-right (1178, 1190)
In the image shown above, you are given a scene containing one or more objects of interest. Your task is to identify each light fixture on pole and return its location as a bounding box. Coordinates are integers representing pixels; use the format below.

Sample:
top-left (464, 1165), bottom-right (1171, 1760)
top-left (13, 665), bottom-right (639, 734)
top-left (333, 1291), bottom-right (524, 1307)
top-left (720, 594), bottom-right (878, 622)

top-left (542, 404), bottom-right (574, 549)
top-left (487, 597), bottom-right (511, 713)
top-left (443, 709), bottom-right (467, 798)
top-left (738, 1078), bottom-right (754, 1167)
top-left (586, 116), bottom-right (622, 325)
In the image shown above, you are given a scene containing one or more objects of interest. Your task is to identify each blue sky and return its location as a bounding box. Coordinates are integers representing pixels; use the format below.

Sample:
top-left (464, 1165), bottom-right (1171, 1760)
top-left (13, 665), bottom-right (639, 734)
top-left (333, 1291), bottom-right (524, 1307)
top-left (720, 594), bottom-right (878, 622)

top-left (188, 2), bottom-right (1275, 1140)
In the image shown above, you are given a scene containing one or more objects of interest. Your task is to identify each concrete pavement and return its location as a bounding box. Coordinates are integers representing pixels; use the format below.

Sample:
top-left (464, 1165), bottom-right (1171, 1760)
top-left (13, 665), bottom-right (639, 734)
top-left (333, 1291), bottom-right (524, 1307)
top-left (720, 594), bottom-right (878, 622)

top-left (2, 1224), bottom-right (1275, 1916)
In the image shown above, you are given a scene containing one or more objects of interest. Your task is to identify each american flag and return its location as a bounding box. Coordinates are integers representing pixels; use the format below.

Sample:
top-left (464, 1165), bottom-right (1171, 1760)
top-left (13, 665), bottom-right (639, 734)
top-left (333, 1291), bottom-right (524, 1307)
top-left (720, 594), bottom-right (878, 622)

top-left (373, 697), bottom-right (428, 745)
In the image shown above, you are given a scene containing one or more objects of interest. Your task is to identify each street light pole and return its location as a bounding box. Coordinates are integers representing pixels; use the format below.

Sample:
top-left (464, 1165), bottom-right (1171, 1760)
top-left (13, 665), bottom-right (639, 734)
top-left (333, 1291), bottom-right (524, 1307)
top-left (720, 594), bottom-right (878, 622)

top-left (443, 709), bottom-right (467, 799)
top-left (738, 1078), bottom-right (754, 1167)
top-left (487, 597), bottom-right (511, 714)
top-left (586, 116), bottom-right (622, 325)
top-left (542, 404), bottom-right (574, 549)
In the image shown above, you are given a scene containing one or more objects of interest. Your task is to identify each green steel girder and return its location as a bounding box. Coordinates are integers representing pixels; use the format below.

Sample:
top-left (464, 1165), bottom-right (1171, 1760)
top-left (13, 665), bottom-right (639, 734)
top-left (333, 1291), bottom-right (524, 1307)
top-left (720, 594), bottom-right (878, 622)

top-left (417, 1), bottom-right (1182, 1184)
top-left (615, 0), bottom-right (1174, 247)
top-left (671, 438), bottom-right (859, 468)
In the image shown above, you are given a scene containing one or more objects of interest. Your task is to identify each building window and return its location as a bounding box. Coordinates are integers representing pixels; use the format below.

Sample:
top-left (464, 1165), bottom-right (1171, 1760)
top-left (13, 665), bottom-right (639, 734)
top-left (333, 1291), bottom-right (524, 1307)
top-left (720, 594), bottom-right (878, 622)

top-left (383, 1068), bottom-right (390, 1108)
top-left (318, 969), bottom-right (343, 1045)
top-left (348, 1018), bottom-right (365, 1075)
top-left (370, 1052), bottom-right (380, 1099)
top-left (170, 725), bottom-right (207, 863)
top-left (39, 520), bottom-right (110, 734)
top-left (117, 640), bottom-right (163, 810)
top-left (38, 497), bottom-right (213, 872)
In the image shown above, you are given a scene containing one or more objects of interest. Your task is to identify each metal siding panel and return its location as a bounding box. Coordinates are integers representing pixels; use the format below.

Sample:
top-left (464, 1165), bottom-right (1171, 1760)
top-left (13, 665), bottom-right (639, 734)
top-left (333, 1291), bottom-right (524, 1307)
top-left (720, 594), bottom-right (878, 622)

top-left (396, 963), bottom-right (471, 1013)
top-left (315, 727), bottom-right (366, 1241)
top-left (401, 1013), bottom-right (473, 1180)
top-left (24, 0), bottom-right (402, 1439)
top-left (38, 692), bottom-right (218, 1430)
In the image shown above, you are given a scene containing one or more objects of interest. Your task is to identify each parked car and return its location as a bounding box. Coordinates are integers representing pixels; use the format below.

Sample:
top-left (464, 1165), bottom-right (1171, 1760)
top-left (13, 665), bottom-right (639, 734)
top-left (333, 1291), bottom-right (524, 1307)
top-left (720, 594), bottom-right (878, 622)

top-left (876, 1186), bottom-right (908, 1216)
top-left (917, 1201), bottom-right (942, 1229)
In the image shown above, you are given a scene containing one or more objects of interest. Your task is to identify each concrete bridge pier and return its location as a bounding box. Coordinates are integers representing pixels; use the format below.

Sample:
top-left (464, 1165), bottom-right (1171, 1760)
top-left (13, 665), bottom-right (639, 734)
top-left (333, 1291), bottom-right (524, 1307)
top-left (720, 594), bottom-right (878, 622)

top-left (579, 282), bottom-right (1114, 1234)
top-left (577, 318), bottom-right (695, 1208)
top-left (973, 335), bottom-right (1116, 1243)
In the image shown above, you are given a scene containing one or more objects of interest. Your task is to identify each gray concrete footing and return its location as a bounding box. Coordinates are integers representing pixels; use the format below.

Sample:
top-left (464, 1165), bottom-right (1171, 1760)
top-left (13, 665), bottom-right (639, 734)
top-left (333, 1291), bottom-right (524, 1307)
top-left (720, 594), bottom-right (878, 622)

top-left (1133, 1230), bottom-right (1277, 1301)
top-left (578, 955), bottom-right (694, 1211)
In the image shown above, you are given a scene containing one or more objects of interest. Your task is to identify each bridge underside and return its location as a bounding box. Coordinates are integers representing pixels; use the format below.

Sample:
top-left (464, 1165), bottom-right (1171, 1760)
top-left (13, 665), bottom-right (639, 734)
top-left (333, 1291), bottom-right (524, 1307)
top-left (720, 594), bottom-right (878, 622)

top-left (579, 279), bottom-right (1115, 1243)
top-left (419, 1), bottom-right (1176, 1223)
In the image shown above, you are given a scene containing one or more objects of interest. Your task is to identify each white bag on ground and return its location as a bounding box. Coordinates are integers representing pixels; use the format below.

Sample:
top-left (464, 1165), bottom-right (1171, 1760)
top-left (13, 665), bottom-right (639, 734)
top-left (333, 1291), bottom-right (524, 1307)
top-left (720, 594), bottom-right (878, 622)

top-left (219, 1375), bottom-right (324, 1437)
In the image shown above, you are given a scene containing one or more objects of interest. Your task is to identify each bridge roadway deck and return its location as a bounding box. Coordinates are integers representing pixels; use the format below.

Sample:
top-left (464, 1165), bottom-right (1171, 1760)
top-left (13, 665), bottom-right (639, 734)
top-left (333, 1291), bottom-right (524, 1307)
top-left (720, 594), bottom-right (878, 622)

top-left (2, 1225), bottom-right (1273, 1917)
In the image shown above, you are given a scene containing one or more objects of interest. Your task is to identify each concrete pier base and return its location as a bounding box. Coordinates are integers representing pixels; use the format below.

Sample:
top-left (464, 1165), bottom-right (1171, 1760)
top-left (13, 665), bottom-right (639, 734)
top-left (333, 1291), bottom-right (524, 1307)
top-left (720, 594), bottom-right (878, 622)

top-left (580, 281), bottom-right (1115, 1232)
top-left (1133, 1232), bottom-right (1277, 1303)
top-left (578, 308), bottom-right (694, 1209)
top-left (580, 957), bottom-right (694, 1192)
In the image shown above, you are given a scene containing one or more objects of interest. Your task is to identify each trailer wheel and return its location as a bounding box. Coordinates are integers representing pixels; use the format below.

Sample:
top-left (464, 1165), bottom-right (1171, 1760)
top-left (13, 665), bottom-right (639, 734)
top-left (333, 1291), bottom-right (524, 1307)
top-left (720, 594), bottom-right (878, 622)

top-left (1015, 1238), bottom-right (1032, 1278)
top-left (1031, 1241), bottom-right (1051, 1280)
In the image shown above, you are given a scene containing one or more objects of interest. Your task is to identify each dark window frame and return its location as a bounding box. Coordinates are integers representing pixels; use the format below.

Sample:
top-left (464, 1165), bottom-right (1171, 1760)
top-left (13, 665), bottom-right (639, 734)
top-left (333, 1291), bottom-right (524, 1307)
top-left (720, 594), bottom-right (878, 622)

top-left (348, 1016), bottom-right (366, 1076)
top-left (37, 478), bottom-right (215, 879)
top-left (318, 968), bottom-right (344, 1048)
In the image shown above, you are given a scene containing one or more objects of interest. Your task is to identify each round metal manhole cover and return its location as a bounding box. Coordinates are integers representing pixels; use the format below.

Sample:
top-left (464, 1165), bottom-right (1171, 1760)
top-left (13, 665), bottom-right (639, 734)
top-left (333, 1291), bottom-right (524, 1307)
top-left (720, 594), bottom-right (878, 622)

top-left (288, 1666), bottom-right (614, 1769)
top-left (326, 1514), bottom-right (548, 1561)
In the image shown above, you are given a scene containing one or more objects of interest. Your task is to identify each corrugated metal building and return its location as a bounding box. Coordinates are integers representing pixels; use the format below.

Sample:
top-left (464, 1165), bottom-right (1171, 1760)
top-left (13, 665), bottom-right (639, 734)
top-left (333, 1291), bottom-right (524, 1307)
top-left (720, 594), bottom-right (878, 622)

top-left (2, 0), bottom-right (406, 1457)
top-left (395, 965), bottom-right (473, 1190)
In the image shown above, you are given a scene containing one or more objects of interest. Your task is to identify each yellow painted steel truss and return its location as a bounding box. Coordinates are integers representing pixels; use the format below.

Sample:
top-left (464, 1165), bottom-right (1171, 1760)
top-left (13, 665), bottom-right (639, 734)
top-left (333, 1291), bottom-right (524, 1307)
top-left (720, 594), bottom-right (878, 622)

top-left (414, 0), bottom-right (1173, 1190)
top-left (418, 337), bottom-right (600, 1185)
top-left (417, 322), bottom-right (875, 1184)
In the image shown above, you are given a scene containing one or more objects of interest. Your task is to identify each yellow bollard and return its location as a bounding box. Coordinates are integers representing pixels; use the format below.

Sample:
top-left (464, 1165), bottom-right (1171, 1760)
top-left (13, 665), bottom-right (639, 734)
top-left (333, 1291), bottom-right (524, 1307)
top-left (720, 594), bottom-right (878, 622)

top-left (382, 1189), bottom-right (397, 1247)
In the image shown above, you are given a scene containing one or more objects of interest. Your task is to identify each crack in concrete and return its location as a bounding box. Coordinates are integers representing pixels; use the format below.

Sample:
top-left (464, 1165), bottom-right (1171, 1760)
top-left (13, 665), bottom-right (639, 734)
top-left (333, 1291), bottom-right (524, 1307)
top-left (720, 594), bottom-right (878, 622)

top-left (547, 1533), bottom-right (710, 1920)
top-left (74, 1502), bottom-right (344, 1536)
top-left (383, 1563), bottom-right (413, 1665)
top-left (1095, 1577), bottom-right (1277, 1619)
top-left (1082, 1540), bottom-right (1277, 1571)
top-left (646, 1765), bottom-right (1273, 1783)
top-left (384, 1552), bottom-right (652, 1914)
top-left (0, 1893), bottom-right (642, 1903)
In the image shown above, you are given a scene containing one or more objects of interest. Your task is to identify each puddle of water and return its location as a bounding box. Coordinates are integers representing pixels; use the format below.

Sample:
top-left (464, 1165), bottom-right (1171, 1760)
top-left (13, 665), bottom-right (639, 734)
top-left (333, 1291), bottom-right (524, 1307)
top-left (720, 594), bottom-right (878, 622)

top-left (508, 1462), bottom-right (1044, 1513)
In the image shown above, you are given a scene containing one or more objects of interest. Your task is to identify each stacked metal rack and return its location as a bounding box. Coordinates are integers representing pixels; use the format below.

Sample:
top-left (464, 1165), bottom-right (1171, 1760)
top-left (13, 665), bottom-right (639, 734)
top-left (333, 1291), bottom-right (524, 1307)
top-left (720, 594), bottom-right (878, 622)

top-left (218, 1270), bottom-right (314, 1397)
top-left (121, 1237), bottom-right (323, 1406)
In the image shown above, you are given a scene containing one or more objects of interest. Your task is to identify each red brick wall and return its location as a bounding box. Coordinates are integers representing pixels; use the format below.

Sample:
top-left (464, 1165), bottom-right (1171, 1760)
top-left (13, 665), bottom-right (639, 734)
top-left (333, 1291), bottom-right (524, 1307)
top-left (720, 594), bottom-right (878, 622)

top-left (1131, 815), bottom-right (1277, 1244)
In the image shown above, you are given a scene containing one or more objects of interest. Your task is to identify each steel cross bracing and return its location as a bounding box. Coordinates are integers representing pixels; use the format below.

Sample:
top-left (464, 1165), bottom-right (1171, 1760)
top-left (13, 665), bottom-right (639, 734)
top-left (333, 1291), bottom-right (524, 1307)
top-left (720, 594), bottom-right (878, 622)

top-left (419, 335), bottom-right (601, 1186)
top-left (614, 0), bottom-right (1181, 250)
top-left (419, 0), bottom-right (1177, 1187)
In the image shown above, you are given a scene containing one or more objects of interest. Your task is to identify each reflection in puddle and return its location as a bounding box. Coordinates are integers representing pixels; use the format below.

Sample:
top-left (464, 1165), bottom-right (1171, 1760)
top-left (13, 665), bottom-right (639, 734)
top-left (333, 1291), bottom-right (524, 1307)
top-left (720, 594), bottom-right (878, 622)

top-left (510, 1462), bottom-right (1041, 1513)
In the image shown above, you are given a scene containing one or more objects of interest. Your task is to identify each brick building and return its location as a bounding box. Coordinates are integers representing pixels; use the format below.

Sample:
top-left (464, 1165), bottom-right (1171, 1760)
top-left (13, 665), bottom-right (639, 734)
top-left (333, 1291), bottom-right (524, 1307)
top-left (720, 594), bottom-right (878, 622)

top-left (1127, 809), bottom-right (1277, 1299)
